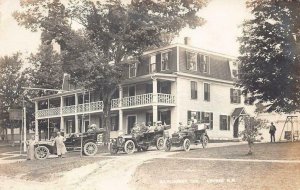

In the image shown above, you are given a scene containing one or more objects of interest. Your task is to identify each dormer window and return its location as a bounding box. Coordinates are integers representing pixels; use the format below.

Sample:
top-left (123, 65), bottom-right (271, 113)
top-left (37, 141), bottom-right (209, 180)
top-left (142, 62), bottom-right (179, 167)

top-left (186, 51), bottom-right (197, 71)
top-left (129, 63), bottom-right (137, 78)
top-left (149, 55), bottom-right (156, 73)
top-left (161, 52), bottom-right (169, 71)
top-left (199, 54), bottom-right (210, 73)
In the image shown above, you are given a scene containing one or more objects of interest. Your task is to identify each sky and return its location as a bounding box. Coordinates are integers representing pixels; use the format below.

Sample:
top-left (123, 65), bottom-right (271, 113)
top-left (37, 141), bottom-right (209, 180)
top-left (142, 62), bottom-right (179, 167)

top-left (0, 0), bottom-right (251, 57)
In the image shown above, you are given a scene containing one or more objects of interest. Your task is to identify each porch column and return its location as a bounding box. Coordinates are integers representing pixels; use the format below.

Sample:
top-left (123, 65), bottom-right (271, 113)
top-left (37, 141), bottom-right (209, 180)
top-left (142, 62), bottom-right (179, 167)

top-left (75, 93), bottom-right (79, 133)
top-left (119, 85), bottom-right (123, 132)
top-left (152, 78), bottom-right (158, 124)
top-left (60, 96), bottom-right (64, 132)
top-left (34, 101), bottom-right (38, 140)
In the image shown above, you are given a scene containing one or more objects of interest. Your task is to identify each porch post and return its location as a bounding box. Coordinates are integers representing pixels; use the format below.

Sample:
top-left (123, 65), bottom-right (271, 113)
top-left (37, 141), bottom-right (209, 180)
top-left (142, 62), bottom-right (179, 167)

top-left (60, 96), bottom-right (64, 132)
top-left (34, 101), bottom-right (38, 140)
top-left (75, 93), bottom-right (79, 133)
top-left (152, 78), bottom-right (158, 124)
top-left (119, 85), bottom-right (123, 132)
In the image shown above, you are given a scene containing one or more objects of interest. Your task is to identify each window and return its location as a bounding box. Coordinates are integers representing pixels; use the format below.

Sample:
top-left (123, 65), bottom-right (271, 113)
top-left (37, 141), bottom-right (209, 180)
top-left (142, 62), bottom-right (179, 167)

top-left (202, 112), bottom-right (213, 130)
top-left (191, 81), bottom-right (197, 99)
top-left (187, 111), bottom-right (213, 129)
top-left (199, 54), bottom-right (210, 73)
top-left (129, 63), bottom-right (137, 78)
top-left (111, 115), bottom-right (119, 131)
top-left (230, 88), bottom-right (241, 104)
top-left (186, 52), bottom-right (197, 71)
top-left (204, 83), bottom-right (210, 101)
top-left (159, 110), bottom-right (171, 125)
top-left (161, 52), bottom-right (169, 71)
top-left (149, 55), bottom-right (156, 73)
top-left (232, 69), bottom-right (238, 78)
top-left (220, 115), bottom-right (230, 130)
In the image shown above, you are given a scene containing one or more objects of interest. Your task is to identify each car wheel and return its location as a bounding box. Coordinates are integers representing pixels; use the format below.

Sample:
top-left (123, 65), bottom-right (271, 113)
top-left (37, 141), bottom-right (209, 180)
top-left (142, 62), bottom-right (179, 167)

top-left (164, 138), bottom-right (171, 152)
top-left (83, 142), bottom-right (98, 156)
top-left (35, 146), bottom-right (50, 160)
top-left (202, 135), bottom-right (208, 148)
top-left (183, 138), bottom-right (191, 151)
top-left (124, 140), bottom-right (135, 154)
top-left (156, 137), bottom-right (165, 150)
top-left (109, 143), bottom-right (118, 155)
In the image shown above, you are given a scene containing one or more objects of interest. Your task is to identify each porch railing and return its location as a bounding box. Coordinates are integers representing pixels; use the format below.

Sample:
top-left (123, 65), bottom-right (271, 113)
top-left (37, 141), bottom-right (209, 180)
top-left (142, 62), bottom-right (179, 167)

top-left (36, 93), bottom-right (175, 118)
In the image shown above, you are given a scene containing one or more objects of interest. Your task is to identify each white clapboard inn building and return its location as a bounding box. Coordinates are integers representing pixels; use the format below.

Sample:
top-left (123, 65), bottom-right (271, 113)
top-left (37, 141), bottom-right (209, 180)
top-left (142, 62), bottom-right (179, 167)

top-left (32, 38), bottom-right (256, 140)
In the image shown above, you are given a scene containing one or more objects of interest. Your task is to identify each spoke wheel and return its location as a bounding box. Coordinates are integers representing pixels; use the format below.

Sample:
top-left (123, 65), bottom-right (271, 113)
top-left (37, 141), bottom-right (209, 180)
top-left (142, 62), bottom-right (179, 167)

top-left (183, 139), bottom-right (191, 151)
top-left (156, 137), bottom-right (165, 150)
top-left (202, 135), bottom-right (208, 148)
top-left (164, 138), bottom-right (172, 152)
top-left (34, 146), bottom-right (50, 160)
top-left (124, 140), bottom-right (135, 154)
top-left (83, 142), bottom-right (98, 156)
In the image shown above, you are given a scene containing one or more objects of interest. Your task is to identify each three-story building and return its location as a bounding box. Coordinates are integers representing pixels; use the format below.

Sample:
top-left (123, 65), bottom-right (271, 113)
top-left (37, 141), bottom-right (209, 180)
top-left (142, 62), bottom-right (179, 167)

top-left (32, 40), bottom-right (255, 140)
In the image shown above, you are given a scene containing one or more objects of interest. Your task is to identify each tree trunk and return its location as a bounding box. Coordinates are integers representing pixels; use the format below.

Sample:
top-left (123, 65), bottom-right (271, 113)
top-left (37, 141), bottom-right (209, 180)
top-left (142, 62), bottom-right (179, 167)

top-left (11, 122), bottom-right (15, 146)
top-left (247, 141), bottom-right (253, 155)
top-left (103, 96), bottom-right (112, 145)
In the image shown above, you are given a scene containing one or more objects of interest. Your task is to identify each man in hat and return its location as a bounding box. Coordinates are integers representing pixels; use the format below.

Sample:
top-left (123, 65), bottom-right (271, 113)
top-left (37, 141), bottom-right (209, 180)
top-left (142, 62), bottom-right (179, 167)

top-left (269, 122), bottom-right (277, 143)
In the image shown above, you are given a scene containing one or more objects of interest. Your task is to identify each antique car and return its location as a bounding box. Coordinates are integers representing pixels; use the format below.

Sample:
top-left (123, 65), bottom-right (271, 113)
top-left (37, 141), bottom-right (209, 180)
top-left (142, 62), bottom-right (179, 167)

top-left (164, 123), bottom-right (209, 152)
top-left (34, 129), bottom-right (105, 160)
top-left (109, 125), bottom-right (171, 154)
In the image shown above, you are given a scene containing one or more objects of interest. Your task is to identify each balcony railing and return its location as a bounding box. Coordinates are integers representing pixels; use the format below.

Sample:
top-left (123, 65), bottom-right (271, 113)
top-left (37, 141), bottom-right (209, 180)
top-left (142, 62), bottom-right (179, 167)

top-left (36, 94), bottom-right (175, 118)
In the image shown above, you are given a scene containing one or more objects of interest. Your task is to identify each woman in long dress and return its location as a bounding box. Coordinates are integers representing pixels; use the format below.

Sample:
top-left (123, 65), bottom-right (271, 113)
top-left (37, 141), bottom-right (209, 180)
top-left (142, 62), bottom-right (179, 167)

top-left (26, 135), bottom-right (36, 160)
top-left (54, 132), bottom-right (67, 158)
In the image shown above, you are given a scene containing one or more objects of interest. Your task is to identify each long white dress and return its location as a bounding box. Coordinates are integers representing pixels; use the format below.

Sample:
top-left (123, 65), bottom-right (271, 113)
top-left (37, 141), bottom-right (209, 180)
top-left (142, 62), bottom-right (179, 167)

top-left (54, 136), bottom-right (66, 155)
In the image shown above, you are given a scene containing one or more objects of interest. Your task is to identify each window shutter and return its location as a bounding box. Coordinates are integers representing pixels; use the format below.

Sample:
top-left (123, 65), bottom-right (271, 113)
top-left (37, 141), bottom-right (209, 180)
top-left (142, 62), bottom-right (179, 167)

top-left (219, 115), bottom-right (222, 130)
top-left (230, 88), bottom-right (233, 103)
top-left (210, 113), bottom-right (213, 129)
top-left (156, 54), bottom-right (161, 72)
top-left (238, 90), bottom-right (241, 103)
top-left (197, 54), bottom-right (202, 72)
top-left (187, 111), bottom-right (191, 121)
top-left (186, 51), bottom-right (190, 70)
top-left (201, 112), bottom-right (204, 123)
top-left (228, 116), bottom-right (231, 130)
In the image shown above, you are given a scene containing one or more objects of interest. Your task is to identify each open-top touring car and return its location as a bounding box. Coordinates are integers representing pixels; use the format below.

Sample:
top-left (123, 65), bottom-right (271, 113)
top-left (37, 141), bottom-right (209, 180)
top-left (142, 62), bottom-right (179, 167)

top-left (34, 129), bottom-right (105, 160)
top-left (109, 124), bottom-right (171, 154)
top-left (164, 123), bottom-right (209, 152)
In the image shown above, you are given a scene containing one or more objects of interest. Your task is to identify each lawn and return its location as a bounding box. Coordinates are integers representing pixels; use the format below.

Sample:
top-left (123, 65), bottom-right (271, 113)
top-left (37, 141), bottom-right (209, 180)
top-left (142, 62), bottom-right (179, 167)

top-left (131, 142), bottom-right (300, 190)
top-left (170, 141), bottom-right (300, 160)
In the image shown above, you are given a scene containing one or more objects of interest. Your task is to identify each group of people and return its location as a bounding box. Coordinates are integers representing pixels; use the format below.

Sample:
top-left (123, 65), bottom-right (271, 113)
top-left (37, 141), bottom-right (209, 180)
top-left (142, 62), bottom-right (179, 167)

top-left (26, 131), bottom-right (67, 160)
top-left (131, 121), bottom-right (165, 135)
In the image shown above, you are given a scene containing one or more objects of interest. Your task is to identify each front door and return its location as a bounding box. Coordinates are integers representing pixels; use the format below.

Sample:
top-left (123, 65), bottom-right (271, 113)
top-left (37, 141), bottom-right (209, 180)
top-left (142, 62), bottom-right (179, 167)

top-left (233, 118), bottom-right (239, 138)
top-left (127, 115), bottom-right (136, 134)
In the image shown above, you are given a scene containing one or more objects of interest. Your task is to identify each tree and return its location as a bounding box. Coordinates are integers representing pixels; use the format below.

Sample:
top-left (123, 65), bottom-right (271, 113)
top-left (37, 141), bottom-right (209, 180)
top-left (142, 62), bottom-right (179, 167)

top-left (238, 0), bottom-right (300, 113)
top-left (239, 117), bottom-right (266, 155)
top-left (0, 53), bottom-right (26, 144)
top-left (14, 0), bottom-right (208, 142)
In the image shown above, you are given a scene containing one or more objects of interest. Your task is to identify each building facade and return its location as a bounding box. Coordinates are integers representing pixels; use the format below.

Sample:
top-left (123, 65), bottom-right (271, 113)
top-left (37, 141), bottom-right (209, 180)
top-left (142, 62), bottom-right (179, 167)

top-left (32, 42), bottom-right (255, 140)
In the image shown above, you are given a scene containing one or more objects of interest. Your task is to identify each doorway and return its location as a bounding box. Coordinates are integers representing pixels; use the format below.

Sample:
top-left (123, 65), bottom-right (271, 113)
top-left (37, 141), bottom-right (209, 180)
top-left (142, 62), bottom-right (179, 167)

top-left (233, 118), bottom-right (239, 138)
top-left (127, 115), bottom-right (137, 134)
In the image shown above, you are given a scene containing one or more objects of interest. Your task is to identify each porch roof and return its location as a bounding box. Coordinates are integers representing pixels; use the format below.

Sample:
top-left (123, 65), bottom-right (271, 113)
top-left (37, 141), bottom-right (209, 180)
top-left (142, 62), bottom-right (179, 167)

top-left (31, 89), bottom-right (84, 102)
top-left (231, 107), bottom-right (247, 118)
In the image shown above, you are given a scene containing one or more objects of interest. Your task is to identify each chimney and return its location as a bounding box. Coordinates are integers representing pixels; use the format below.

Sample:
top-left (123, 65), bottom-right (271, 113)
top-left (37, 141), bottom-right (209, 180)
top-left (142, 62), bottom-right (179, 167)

top-left (184, 37), bottom-right (191, 46)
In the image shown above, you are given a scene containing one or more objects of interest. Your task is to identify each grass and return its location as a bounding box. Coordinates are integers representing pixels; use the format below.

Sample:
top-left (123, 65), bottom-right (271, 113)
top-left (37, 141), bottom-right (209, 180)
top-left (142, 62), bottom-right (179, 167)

top-left (170, 141), bottom-right (300, 160)
top-left (132, 158), bottom-right (300, 190)
top-left (0, 154), bottom-right (110, 182)
top-left (131, 141), bottom-right (300, 190)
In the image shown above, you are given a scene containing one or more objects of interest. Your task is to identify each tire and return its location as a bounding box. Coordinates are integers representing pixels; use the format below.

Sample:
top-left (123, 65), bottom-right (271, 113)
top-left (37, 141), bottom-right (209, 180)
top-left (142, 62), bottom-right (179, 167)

top-left (109, 143), bottom-right (118, 155)
top-left (124, 140), bottom-right (135, 154)
top-left (164, 138), bottom-right (171, 152)
top-left (35, 146), bottom-right (50, 160)
top-left (183, 138), bottom-right (191, 151)
top-left (202, 135), bottom-right (208, 148)
top-left (156, 137), bottom-right (165, 150)
top-left (83, 142), bottom-right (98, 156)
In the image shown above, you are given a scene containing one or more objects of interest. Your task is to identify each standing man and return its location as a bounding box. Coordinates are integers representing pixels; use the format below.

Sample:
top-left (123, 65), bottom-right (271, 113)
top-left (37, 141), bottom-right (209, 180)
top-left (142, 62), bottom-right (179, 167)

top-left (54, 132), bottom-right (67, 158)
top-left (269, 122), bottom-right (277, 143)
top-left (26, 135), bottom-right (36, 160)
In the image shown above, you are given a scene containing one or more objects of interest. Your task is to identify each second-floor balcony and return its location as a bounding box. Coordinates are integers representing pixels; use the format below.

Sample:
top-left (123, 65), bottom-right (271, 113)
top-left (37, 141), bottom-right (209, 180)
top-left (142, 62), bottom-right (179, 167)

top-left (36, 93), bottom-right (175, 119)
